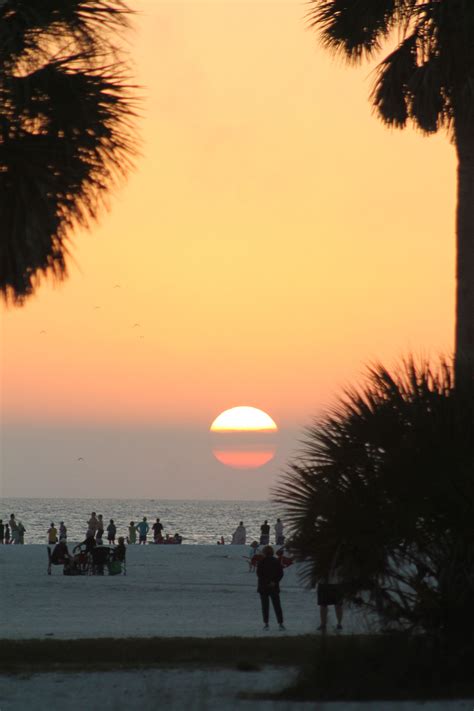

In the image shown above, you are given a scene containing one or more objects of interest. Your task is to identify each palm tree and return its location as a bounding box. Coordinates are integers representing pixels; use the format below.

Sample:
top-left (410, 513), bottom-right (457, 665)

top-left (0, 1), bottom-right (137, 303)
top-left (308, 1), bottom-right (474, 385)
top-left (274, 358), bottom-right (474, 653)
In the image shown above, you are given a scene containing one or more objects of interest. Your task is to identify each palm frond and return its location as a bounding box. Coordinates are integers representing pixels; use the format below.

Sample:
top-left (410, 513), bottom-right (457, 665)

top-left (0, 1), bottom-right (138, 303)
top-left (371, 34), bottom-right (417, 127)
top-left (307, 0), bottom-right (409, 63)
top-left (273, 356), bottom-right (474, 639)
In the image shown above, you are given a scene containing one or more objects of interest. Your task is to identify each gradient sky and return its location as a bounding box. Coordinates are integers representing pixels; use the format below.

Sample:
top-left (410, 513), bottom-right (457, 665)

top-left (1, 0), bottom-right (455, 499)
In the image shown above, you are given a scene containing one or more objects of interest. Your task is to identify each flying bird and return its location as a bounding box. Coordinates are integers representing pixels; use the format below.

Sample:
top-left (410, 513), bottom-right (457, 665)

top-left (132, 323), bottom-right (141, 328)
top-left (39, 330), bottom-right (47, 334)
top-left (113, 284), bottom-right (121, 289)
top-left (77, 457), bottom-right (85, 462)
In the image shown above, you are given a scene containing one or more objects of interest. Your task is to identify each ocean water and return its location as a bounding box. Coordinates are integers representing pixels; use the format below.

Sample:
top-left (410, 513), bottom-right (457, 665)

top-left (0, 498), bottom-right (282, 545)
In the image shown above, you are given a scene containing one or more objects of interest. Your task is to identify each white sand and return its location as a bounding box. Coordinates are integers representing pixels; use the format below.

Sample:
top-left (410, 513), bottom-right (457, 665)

top-left (0, 544), bottom-right (372, 638)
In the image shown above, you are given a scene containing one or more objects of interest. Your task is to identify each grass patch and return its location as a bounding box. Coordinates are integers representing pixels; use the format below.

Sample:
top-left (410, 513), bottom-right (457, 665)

top-left (0, 634), bottom-right (317, 674)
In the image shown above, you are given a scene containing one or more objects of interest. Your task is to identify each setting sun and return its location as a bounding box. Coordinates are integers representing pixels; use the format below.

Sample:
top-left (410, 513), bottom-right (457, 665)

top-left (210, 407), bottom-right (278, 432)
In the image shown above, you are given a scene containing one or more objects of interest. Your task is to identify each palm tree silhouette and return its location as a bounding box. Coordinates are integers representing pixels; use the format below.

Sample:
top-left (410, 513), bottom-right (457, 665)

top-left (308, 1), bottom-right (474, 385)
top-left (0, 1), bottom-right (138, 304)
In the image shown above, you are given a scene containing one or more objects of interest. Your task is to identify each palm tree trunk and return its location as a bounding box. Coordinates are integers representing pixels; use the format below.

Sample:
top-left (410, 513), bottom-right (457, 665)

top-left (454, 123), bottom-right (474, 387)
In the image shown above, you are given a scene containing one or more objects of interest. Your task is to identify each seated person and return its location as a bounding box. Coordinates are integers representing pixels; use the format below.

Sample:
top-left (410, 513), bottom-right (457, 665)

top-left (51, 540), bottom-right (70, 565)
top-left (91, 544), bottom-right (110, 575)
top-left (173, 533), bottom-right (183, 544)
top-left (73, 534), bottom-right (96, 555)
top-left (114, 537), bottom-right (126, 562)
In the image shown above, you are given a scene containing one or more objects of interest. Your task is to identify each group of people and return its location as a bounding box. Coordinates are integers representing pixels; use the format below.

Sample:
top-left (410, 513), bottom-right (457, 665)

top-left (253, 542), bottom-right (344, 633)
top-left (126, 517), bottom-right (183, 545)
top-left (49, 534), bottom-right (126, 576)
top-left (229, 518), bottom-right (285, 546)
top-left (0, 514), bottom-right (26, 544)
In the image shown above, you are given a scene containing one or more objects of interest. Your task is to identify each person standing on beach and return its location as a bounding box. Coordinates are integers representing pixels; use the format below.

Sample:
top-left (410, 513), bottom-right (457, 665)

top-left (316, 546), bottom-right (344, 633)
top-left (48, 523), bottom-right (58, 545)
top-left (0, 519), bottom-right (4, 543)
top-left (259, 520), bottom-right (270, 546)
top-left (9, 514), bottom-right (19, 544)
top-left (257, 545), bottom-right (285, 630)
top-left (96, 514), bottom-right (104, 544)
top-left (152, 518), bottom-right (163, 543)
top-left (274, 518), bottom-right (284, 546)
top-left (136, 517), bottom-right (149, 544)
top-left (231, 522), bottom-right (246, 545)
top-left (107, 519), bottom-right (117, 545)
top-left (87, 512), bottom-right (99, 537)
top-left (4, 523), bottom-right (10, 544)
top-left (128, 521), bottom-right (137, 544)
top-left (59, 522), bottom-right (67, 542)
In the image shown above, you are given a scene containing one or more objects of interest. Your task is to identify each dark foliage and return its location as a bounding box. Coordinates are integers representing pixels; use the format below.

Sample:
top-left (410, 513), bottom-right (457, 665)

top-left (0, 1), bottom-right (138, 303)
top-left (274, 359), bottom-right (474, 657)
top-left (308, 0), bottom-right (474, 134)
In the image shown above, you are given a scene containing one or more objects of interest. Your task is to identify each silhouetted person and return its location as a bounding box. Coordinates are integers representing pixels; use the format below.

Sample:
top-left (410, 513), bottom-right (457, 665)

top-left (136, 517), bottom-right (149, 544)
top-left (114, 537), bottom-right (126, 562)
top-left (96, 514), bottom-right (104, 544)
top-left (48, 523), bottom-right (58, 545)
top-left (152, 518), bottom-right (163, 543)
top-left (317, 548), bottom-right (344, 632)
top-left (74, 534), bottom-right (96, 555)
top-left (128, 521), bottom-right (137, 544)
top-left (87, 512), bottom-right (98, 537)
top-left (59, 522), bottom-right (67, 541)
top-left (232, 521), bottom-right (246, 545)
top-left (107, 519), bottom-right (116, 544)
top-left (51, 541), bottom-right (70, 565)
top-left (257, 545), bottom-right (285, 630)
top-left (274, 518), bottom-right (284, 546)
top-left (0, 519), bottom-right (4, 543)
top-left (10, 514), bottom-right (19, 544)
top-left (260, 520), bottom-right (270, 545)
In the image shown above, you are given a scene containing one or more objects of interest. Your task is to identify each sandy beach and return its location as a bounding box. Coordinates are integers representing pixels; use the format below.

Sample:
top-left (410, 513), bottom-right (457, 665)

top-left (0, 543), bottom-right (371, 639)
top-left (1, 544), bottom-right (472, 710)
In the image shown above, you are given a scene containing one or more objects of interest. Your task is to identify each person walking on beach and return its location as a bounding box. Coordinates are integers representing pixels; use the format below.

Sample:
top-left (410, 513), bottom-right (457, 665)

top-left (136, 517), bottom-right (149, 544)
top-left (257, 545), bottom-right (285, 630)
top-left (96, 514), bottom-right (104, 544)
top-left (231, 521), bottom-right (246, 545)
top-left (107, 519), bottom-right (117, 545)
top-left (48, 523), bottom-right (58, 545)
top-left (259, 520), bottom-right (270, 546)
top-left (152, 518), bottom-right (163, 543)
top-left (0, 519), bottom-right (4, 543)
top-left (59, 522), bottom-right (67, 542)
top-left (128, 521), bottom-right (137, 544)
top-left (274, 518), bottom-right (284, 546)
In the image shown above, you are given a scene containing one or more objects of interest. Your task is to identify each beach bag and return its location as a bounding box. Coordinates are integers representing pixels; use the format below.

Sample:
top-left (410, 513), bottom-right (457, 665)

top-left (107, 560), bottom-right (122, 576)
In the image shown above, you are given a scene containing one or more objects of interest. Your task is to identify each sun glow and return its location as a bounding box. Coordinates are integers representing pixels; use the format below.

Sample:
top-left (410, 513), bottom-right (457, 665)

top-left (210, 406), bottom-right (278, 432)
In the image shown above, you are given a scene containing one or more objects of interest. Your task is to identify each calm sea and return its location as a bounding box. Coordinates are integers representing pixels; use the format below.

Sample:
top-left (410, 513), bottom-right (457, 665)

top-left (0, 498), bottom-right (282, 545)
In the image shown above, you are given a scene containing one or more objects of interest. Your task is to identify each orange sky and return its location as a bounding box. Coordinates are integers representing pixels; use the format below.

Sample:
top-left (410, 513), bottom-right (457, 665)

top-left (1, 1), bottom-right (456, 497)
